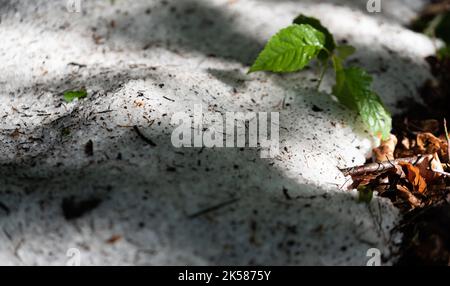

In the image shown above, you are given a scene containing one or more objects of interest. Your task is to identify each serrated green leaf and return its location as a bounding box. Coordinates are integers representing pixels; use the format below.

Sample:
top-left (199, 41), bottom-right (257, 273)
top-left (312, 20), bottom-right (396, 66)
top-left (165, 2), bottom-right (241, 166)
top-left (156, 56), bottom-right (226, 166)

top-left (249, 24), bottom-right (325, 73)
top-left (332, 60), bottom-right (392, 139)
top-left (359, 91), bottom-right (392, 140)
top-left (63, 90), bottom-right (87, 103)
top-left (293, 14), bottom-right (335, 60)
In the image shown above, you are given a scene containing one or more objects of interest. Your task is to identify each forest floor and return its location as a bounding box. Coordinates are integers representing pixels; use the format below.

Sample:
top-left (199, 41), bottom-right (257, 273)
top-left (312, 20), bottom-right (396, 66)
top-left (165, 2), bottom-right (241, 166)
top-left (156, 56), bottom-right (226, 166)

top-left (0, 0), bottom-right (444, 265)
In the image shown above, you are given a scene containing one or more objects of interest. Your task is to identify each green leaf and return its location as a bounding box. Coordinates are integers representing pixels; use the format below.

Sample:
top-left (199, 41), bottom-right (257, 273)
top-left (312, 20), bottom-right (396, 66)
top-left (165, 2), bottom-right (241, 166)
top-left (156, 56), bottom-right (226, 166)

top-left (438, 45), bottom-right (450, 60)
top-left (332, 58), bottom-right (392, 139)
top-left (249, 24), bottom-right (325, 73)
top-left (63, 90), bottom-right (88, 103)
top-left (293, 14), bottom-right (335, 60)
top-left (357, 185), bottom-right (373, 204)
top-left (61, 127), bottom-right (71, 137)
top-left (335, 44), bottom-right (356, 61)
top-left (359, 91), bottom-right (392, 140)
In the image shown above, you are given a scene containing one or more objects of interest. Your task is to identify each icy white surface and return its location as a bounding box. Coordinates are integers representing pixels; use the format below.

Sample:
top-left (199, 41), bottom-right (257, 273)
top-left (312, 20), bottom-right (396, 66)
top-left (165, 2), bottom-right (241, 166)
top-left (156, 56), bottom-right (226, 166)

top-left (0, 0), bottom-right (435, 265)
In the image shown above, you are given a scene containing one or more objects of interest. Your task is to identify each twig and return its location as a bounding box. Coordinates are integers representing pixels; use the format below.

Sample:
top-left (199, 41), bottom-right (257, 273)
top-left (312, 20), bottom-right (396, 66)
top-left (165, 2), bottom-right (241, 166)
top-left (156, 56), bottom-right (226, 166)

top-left (96, 109), bottom-right (114, 114)
top-left (188, 198), bottom-right (239, 219)
top-left (431, 169), bottom-right (450, 177)
top-left (68, 62), bottom-right (87, 68)
top-left (340, 155), bottom-right (431, 177)
top-left (424, 13), bottom-right (444, 37)
top-left (316, 60), bottom-right (328, 90)
top-left (133, 126), bottom-right (157, 147)
top-left (162, 96), bottom-right (175, 102)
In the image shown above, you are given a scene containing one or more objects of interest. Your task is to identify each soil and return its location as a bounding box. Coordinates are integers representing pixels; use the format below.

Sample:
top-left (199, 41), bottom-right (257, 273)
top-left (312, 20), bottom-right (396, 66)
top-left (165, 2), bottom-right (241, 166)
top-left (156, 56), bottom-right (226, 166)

top-left (396, 198), bottom-right (450, 265)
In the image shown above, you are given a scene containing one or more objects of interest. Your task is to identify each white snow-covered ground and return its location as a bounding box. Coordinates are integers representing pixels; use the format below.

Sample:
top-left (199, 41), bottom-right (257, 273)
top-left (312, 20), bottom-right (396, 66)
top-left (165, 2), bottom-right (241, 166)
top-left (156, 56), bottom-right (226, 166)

top-left (0, 0), bottom-right (436, 265)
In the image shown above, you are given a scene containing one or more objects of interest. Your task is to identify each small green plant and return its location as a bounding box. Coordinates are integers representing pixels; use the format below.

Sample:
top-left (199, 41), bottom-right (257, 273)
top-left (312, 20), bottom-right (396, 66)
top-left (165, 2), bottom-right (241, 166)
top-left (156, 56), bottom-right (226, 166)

top-left (412, 11), bottom-right (450, 45)
top-left (249, 15), bottom-right (392, 140)
top-left (412, 10), bottom-right (450, 60)
top-left (63, 89), bottom-right (88, 103)
top-left (357, 185), bottom-right (374, 204)
top-left (438, 45), bottom-right (450, 59)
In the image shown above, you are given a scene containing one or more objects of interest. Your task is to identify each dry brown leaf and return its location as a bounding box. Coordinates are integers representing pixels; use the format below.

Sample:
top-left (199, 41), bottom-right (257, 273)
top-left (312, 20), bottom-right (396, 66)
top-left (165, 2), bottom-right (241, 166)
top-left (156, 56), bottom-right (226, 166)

top-left (401, 137), bottom-right (411, 150)
top-left (399, 162), bottom-right (428, 194)
top-left (410, 119), bottom-right (440, 133)
top-left (106, 235), bottom-right (122, 244)
top-left (396, 184), bottom-right (422, 208)
top-left (9, 128), bottom-right (20, 140)
top-left (349, 173), bottom-right (379, 190)
top-left (395, 137), bottom-right (416, 158)
top-left (415, 153), bottom-right (444, 183)
top-left (417, 132), bottom-right (443, 154)
top-left (373, 134), bottom-right (397, 163)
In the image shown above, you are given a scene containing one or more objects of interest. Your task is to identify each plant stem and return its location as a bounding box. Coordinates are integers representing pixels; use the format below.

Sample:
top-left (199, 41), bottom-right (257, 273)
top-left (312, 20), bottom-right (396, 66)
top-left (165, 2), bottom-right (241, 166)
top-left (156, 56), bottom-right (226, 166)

top-left (316, 60), bottom-right (328, 90)
top-left (424, 13), bottom-right (444, 38)
top-left (425, 13), bottom-right (444, 50)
